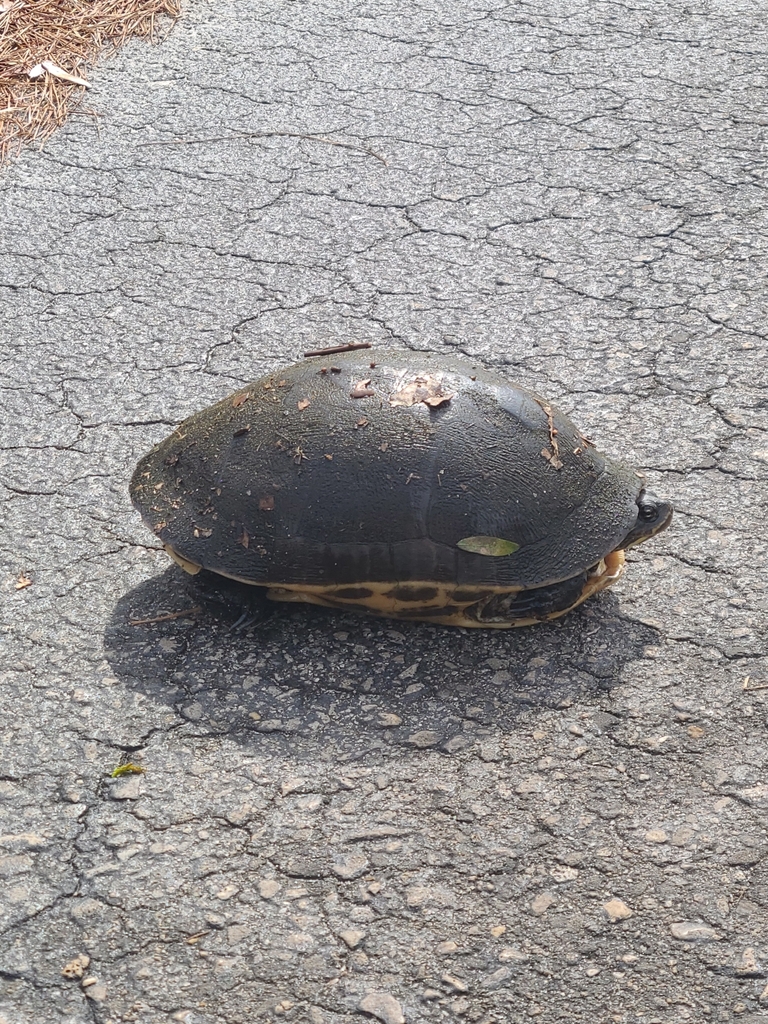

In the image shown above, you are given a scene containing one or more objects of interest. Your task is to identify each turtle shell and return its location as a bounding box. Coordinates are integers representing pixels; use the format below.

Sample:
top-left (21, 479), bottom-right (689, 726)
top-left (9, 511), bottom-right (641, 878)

top-left (130, 350), bottom-right (643, 596)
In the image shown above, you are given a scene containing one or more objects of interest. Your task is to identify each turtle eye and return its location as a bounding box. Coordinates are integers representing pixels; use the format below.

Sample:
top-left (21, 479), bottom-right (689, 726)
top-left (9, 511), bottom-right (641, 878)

top-left (638, 503), bottom-right (658, 522)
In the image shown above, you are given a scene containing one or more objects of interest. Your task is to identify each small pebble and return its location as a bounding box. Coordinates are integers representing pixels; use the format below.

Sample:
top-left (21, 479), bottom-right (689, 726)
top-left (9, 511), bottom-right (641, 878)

top-left (0, 833), bottom-right (47, 851)
top-left (443, 734), bottom-right (471, 753)
top-left (479, 739), bottom-right (502, 761)
top-left (735, 948), bottom-right (759, 975)
top-left (516, 776), bottom-right (544, 794)
top-left (499, 947), bottom-right (529, 963)
top-left (61, 954), bottom-right (90, 980)
top-left (531, 891), bottom-right (556, 916)
top-left (332, 850), bottom-right (369, 880)
top-left (441, 973), bottom-right (469, 993)
top-left (280, 777), bottom-right (306, 796)
top-left (215, 884), bottom-right (239, 900)
top-left (358, 991), bottom-right (405, 1024)
top-left (670, 827), bottom-right (695, 847)
top-left (407, 730), bottom-right (441, 748)
top-left (670, 921), bottom-right (719, 942)
top-left (645, 829), bottom-right (668, 844)
top-left (726, 847), bottom-right (764, 866)
top-left (603, 898), bottom-right (633, 922)
top-left (351, 905), bottom-right (375, 922)
top-left (378, 713), bottom-right (402, 727)
top-left (296, 793), bottom-right (323, 811)
top-left (549, 865), bottom-right (578, 882)
top-left (285, 932), bottom-right (315, 952)
top-left (227, 923), bottom-right (251, 945)
top-left (84, 982), bottom-right (107, 1002)
top-left (481, 966), bottom-right (512, 990)
top-left (109, 776), bottom-right (142, 801)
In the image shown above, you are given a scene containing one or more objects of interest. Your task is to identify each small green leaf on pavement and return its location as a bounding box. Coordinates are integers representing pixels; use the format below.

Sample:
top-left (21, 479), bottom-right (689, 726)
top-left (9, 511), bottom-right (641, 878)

top-left (110, 763), bottom-right (145, 778)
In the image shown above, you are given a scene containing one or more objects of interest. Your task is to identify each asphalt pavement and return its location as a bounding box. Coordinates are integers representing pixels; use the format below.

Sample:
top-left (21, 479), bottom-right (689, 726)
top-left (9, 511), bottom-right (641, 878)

top-left (1, 2), bottom-right (767, 1023)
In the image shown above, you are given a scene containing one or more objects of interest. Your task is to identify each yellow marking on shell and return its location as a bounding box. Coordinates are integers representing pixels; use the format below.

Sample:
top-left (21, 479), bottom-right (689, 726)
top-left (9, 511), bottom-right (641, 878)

top-left (265, 581), bottom-right (489, 615)
top-left (264, 550), bottom-right (625, 628)
top-left (163, 546), bottom-right (626, 628)
top-left (164, 545), bottom-right (201, 575)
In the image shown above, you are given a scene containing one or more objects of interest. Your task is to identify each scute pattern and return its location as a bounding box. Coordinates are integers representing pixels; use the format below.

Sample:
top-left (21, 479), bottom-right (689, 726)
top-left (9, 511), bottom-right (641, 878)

top-left (131, 350), bottom-right (642, 598)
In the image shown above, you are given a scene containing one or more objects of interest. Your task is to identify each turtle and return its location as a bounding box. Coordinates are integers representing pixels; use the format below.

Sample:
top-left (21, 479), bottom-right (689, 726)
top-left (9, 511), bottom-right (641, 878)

top-left (130, 348), bottom-right (672, 628)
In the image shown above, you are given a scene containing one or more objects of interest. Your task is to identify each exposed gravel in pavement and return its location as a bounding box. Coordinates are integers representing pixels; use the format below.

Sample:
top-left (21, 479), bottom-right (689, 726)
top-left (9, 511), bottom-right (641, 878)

top-left (1, 2), bottom-right (767, 1023)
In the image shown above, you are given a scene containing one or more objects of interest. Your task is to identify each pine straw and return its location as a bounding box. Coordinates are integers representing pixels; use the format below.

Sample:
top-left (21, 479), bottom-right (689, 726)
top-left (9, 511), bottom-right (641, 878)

top-left (0, 0), bottom-right (180, 164)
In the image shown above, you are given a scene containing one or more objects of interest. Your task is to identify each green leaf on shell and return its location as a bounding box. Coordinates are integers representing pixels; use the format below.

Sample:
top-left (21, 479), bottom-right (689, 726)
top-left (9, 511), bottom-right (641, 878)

top-left (457, 536), bottom-right (520, 556)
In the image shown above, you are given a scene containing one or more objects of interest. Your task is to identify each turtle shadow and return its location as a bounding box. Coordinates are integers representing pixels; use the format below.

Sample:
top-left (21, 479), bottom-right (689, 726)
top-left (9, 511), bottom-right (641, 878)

top-left (105, 566), bottom-right (659, 761)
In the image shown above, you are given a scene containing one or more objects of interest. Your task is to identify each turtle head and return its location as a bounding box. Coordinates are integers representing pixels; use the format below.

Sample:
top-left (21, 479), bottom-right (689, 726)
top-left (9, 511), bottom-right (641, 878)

top-left (619, 490), bottom-right (673, 550)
